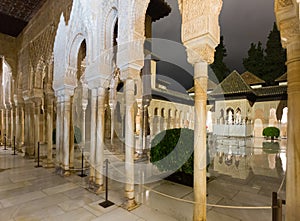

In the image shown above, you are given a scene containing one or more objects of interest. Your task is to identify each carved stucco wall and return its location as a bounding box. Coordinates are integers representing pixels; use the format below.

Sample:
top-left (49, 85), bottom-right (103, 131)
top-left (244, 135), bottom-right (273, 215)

top-left (0, 33), bottom-right (17, 78)
top-left (17, 0), bottom-right (73, 95)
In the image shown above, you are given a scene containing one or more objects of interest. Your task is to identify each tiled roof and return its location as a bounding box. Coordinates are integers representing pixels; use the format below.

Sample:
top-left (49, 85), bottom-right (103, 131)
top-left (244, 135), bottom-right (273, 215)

top-left (210, 70), bottom-right (254, 96)
top-left (275, 73), bottom-right (287, 82)
top-left (254, 85), bottom-right (287, 96)
top-left (241, 71), bottom-right (265, 85)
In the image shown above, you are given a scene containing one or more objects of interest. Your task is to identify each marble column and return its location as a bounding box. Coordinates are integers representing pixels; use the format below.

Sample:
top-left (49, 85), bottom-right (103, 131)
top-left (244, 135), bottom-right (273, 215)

top-left (13, 105), bottom-right (19, 146)
top-left (45, 95), bottom-right (54, 167)
top-left (10, 106), bottom-right (15, 145)
top-left (89, 88), bottom-right (97, 182)
top-left (24, 101), bottom-right (35, 157)
top-left (6, 108), bottom-right (10, 145)
top-left (95, 87), bottom-right (106, 190)
top-left (62, 94), bottom-right (71, 175)
top-left (142, 103), bottom-right (149, 153)
top-left (136, 99), bottom-right (143, 155)
top-left (109, 102), bottom-right (115, 145)
top-left (33, 99), bottom-right (41, 159)
top-left (193, 61), bottom-right (208, 220)
top-left (0, 109), bottom-right (3, 143)
top-left (69, 97), bottom-right (74, 169)
top-left (124, 78), bottom-right (137, 209)
top-left (81, 100), bottom-right (88, 147)
top-left (55, 96), bottom-right (62, 167)
top-left (20, 105), bottom-right (25, 147)
top-left (286, 34), bottom-right (300, 220)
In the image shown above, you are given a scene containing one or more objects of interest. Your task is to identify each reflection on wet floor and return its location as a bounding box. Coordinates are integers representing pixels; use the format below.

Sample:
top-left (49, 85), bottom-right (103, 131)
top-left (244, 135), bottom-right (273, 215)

top-left (208, 137), bottom-right (286, 180)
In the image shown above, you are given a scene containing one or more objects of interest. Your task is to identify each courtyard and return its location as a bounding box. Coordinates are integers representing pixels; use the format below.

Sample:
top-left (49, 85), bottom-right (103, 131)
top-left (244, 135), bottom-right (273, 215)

top-left (0, 136), bottom-right (286, 221)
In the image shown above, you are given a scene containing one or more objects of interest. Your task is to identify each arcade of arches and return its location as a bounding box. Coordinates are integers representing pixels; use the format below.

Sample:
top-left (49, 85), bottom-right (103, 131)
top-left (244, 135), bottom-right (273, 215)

top-left (0, 0), bottom-right (300, 220)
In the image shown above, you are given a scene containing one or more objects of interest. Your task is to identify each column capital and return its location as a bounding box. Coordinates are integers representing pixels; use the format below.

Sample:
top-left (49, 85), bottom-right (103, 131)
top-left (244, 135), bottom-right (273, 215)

top-left (275, 0), bottom-right (300, 47)
top-left (86, 75), bottom-right (110, 90)
top-left (186, 42), bottom-right (215, 65)
top-left (53, 66), bottom-right (77, 91)
top-left (181, 0), bottom-right (222, 65)
top-left (55, 86), bottom-right (75, 98)
top-left (119, 66), bottom-right (141, 82)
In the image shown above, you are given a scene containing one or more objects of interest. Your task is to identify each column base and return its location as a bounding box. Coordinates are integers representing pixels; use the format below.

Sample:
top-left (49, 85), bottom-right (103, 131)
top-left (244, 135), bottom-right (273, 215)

top-left (95, 185), bottom-right (104, 195)
top-left (121, 198), bottom-right (139, 211)
top-left (43, 159), bottom-right (54, 168)
top-left (24, 145), bottom-right (35, 159)
top-left (55, 166), bottom-right (70, 176)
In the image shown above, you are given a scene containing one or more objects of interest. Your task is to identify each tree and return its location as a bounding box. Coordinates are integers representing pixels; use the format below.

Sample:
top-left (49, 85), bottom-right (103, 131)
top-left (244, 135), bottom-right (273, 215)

top-left (210, 36), bottom-right (230, 82)
top-left (243, 41), bottom-right (265, 78)
top-left (264, 23), bottom-right (287, 85)
top-left (243, 23), bottom-right (287, 85)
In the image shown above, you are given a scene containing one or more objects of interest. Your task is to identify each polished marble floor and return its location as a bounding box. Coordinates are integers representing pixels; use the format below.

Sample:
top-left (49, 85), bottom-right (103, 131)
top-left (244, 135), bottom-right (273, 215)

top-left (0, 137), bottom-right (286, 220)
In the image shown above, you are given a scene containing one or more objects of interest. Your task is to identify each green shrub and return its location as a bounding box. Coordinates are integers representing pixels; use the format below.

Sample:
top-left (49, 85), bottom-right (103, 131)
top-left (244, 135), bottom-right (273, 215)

top-left (263, 127), bottom-right (280, 140)
top-left (150, 128), bottom-right (194, 174)
top-left (52, 126), bottom-right (82, 144)
top-left (150, 128), bottom-right (209, 175)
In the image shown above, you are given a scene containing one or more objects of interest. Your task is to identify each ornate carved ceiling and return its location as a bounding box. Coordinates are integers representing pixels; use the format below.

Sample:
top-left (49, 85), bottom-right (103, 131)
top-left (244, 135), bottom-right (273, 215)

top-left (0, 0), bottom-right (47, 37)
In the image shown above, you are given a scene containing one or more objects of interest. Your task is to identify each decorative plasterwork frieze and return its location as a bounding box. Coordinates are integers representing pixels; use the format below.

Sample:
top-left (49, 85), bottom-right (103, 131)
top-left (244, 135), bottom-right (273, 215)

top-left (29, 24), bottom-right (56, 72)
top-left (278, 0), bottom-right (293, 8)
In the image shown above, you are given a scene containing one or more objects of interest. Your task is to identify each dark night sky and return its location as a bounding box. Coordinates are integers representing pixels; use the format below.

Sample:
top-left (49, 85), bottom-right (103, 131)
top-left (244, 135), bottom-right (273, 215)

top-left (151, 0), bottom-right (276, 90)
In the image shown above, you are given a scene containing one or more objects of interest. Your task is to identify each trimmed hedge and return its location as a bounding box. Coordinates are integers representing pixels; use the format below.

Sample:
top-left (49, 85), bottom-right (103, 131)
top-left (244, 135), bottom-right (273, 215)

top-left (150, 128), bottom-right (209, 175)
top-left (52, 126), bottom-right (82, 144)
top-left (263, 127), bottom-right (280, 140)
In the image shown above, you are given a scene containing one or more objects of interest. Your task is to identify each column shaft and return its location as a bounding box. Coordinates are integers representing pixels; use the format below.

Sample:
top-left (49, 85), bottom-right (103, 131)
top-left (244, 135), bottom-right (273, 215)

top-left (193, 62), bottom-right (208, 221)
top-left (69, 97), bottom-right (74, 169)
top-left (95, 88), bottom-right (106, 187)
top-left (89, 89), bottom-right (97, 181)
top-left (124, 78), bottom-right (136, 206)
top-left (286, 36), bottom-right (300, 220)
top-left (56, 96), bottom-right (61, 166)
top-left (62, 95), bottom-right (71, 173)
top-left (34, 101), bottom-right (41, 159)
top-left (46, 99), bottom-right (54, 167)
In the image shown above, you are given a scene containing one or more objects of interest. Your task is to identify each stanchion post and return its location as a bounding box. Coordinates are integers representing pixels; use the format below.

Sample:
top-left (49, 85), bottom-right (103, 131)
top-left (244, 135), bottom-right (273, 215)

top-left (277, 198), bottom-right (282, 221)
top-left (78, 149), bottom-right (87, 177)
top-left (272, 192), bottom-right (278, 221)
top-left (12, 136), bottom-right (17, 155)
top-left (35, 142), bottom-right (42, 168)
top-left (4, 134), bottom-right (7, 150)
top-left (99, 159), bottom-right (114, 208)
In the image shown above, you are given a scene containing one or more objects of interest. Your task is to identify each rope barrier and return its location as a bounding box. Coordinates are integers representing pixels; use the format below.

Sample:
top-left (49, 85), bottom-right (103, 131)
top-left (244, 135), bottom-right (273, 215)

top-left (277, 174), bottom-right (286, 194)
top-left (142, 185), bottom-right (272, 210)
